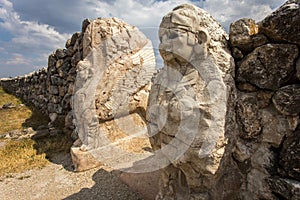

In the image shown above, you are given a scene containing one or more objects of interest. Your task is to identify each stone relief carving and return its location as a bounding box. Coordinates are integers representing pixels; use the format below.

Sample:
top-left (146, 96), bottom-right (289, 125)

top-left (1, 1), bottom-right (299, 199)
top-left (71, 18), bottom-right (156, 171)
top-left (147, 4), bottom-right (235, 199)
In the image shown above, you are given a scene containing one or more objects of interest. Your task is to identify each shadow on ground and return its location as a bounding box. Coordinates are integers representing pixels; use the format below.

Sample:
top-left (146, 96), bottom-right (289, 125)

top-left (1, 91), bottom-right (157, 199)
top-left (63, 169), bottom-right (144, 200)
top-left (21, 105), bottom-right (49, 130)
top-left (21, 104), bottom-right (74, 171)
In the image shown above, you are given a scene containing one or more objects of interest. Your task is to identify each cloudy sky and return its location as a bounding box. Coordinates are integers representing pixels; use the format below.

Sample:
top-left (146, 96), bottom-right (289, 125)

top-left (0, 0), bottom-right (286, 78)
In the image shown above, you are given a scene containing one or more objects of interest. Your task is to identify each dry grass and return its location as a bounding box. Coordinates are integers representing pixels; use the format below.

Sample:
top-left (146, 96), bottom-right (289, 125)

top-left (0, 86), bottom-right (51, 176)
top-left (0, 87), bottom-right (22, 106)
top-left (0, 107), bottom-right (32, 134)
top-left (0, 87), bottom-right (49, 134)
top-left (0, 138), bottom-right (49, 176)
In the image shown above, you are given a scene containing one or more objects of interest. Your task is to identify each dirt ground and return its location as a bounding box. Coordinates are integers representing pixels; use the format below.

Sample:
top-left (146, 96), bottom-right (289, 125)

top-left (0, 153), bottom-right (145, 200)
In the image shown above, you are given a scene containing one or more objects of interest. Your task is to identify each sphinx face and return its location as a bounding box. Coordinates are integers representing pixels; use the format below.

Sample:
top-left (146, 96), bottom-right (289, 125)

top-left (159, 28), bottom-right (196, 64)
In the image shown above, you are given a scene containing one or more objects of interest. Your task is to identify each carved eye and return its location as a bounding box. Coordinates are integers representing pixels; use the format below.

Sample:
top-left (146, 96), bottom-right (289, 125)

top-left (169, 32), bottom-right (179, 39)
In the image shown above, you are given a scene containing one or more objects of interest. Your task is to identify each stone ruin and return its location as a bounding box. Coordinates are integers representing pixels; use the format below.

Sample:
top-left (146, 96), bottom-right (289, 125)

top-left (146, 1), bottom-right (299, 199)
top-left (147, 4), bottom-right (235, 199)
top-left (0, 0), bottom-right (299, 199)
top-left (71, 17), bottom-right (156, 171)
top-left (229, 0), bottom-right (300, 199)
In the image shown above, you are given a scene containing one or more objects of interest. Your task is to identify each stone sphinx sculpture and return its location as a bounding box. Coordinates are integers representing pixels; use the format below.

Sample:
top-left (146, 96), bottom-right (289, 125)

top-left (147, 4), bottom-right (236, 199)
top-left (71, 18), bottom-right (156, 171)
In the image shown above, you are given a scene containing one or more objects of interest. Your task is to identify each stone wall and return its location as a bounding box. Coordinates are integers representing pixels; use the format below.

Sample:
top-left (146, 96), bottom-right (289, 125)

top-left (0, 20), bottom-right (90, 132)
top-left (147, 1), bottom-right (300, 199)
top-left (0, 1), bottom-right (299, 199)
top-left (147, 0), bottom-right (300, 200)
top-left (229, 0), bottom-right (300, 199)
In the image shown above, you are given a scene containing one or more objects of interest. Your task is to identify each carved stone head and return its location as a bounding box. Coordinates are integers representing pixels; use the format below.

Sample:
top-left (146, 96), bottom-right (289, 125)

top-left (158, 4), bottom-right (210, 64)
top-left (147, 4), bottom-right (235, 198)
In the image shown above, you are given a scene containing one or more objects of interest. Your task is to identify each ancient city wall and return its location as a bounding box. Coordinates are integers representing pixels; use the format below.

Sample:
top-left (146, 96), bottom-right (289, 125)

top-left (0, 0), bottom-right (299, 199)
top-left (229, 0), bottom-right (300, 198)
top-left (147, 1), bottom-right (299, 199)
top-left (0, 20), bottom-right (91, 133)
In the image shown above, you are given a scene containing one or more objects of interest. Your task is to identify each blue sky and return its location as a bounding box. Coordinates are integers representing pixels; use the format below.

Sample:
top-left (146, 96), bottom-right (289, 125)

top-left (0, 0), bottom-right (286, 78)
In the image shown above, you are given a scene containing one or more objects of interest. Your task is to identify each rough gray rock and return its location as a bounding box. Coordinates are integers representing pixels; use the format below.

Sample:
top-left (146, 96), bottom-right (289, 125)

top-left (229, 18), bottom-right (268, 53)
top-left (272, 84), bottom-right (300, 116)
top-left (261, 106), bottom-right (292, 148)
top-left (296, 58), bottom-right (300, 81)
top-left (259, 0), bottom-right (300, 45)
top-left (236, 93), bottom-right (262, 139)
top-left (279, 129), bottom-right (300, 181)
top-left (268, 177), bottom-right (300, 200)
top-left (237, 44), bottom-right (298, 90)
top-left (55, 49), bottom-right (67, 59)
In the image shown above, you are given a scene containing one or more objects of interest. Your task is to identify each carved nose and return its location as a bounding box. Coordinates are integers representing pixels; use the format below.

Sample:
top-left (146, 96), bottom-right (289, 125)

top-left (159, 42), bottom-right (172, 52)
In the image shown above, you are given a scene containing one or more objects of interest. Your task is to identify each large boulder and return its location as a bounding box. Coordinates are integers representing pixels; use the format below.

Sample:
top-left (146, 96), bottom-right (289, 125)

top-left (259, 0), bottom-right (300, 46)
top-left (237, 44), bottom-right (298, 90)
top-left (229, 18), bottom-right (268, 53)
top-left (272, 84), bottom-right (300, 116)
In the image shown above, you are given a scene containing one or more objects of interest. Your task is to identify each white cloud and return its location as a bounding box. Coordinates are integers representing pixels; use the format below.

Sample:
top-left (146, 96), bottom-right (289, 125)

top-left (0, 0), bottom-right (72, 77)
top-left (205, 0), bottom-right (286, 29)
top-left (0, 0), bottom-right (70, 52)
top-left (90, 0), bottom-right (192, 27)
top-left (0, 0), bottom-right (288, 77)
top-left (4, 53), bottom-right (30, 65)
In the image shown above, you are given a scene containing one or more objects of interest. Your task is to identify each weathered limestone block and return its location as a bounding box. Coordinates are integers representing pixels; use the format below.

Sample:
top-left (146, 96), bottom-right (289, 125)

top-left (272, 84), bottom-right (300, 116)
top-left (229, 18), bottom-right (268, 53)
top-left (237, 44), bottom-right (298, 90)
top-left (71, 18), bottom-right (156, 171)
top-left (70, 144), bottom-right (103, 172)
top-left (147, 4), bottom-right (236, 199)
top-left (259, 0), bottom-right (300, 46)
top-left (236, 93), bottom-right (262, 139)
top-left (261, 106), bottom-right (292, 148)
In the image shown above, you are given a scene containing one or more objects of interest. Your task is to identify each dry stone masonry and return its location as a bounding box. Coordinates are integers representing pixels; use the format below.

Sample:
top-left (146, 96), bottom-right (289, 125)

top-left (230, 1), bottom-right (300, 199)
top-left (0, 0), bottom-right (299, 199)
top-left (0, 21), bottom-right (87, 132)
top-left (146, 1), bottom-right (299, 199)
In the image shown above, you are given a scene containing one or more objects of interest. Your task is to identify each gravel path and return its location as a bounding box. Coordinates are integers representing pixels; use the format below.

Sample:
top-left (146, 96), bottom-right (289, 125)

top-left (0, 153), bottom-right (143, 200)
